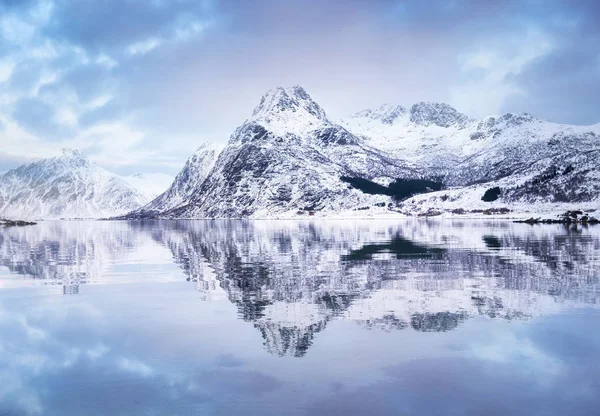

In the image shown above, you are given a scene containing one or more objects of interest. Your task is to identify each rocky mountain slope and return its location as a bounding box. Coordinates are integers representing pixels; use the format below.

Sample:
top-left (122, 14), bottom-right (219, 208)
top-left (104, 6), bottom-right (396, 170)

top-left (126, 143), bottom-right (223, 217)
top-left (124, 86), bottom-right (600, 219)
top-left (5, 86), bottom-right (597, 220)
top-left (129, 86), bottom-right (416, 218)
top-left (341, 103), bottom-right (600, 214)
top-left (0, 149), bottom-right (156, 220)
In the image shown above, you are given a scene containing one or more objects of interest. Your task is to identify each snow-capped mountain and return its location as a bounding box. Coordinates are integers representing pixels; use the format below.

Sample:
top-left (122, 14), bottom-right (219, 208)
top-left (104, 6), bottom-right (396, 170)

top-left (129, 86), bottom-right (416, 218)
top-left (127, 143), bottom-right (223, 216)
top-left (342, 103), bottom-right (600, 212)
top-left (0, 149), bottom-right (151, 220)
top-left (119, 86), bottom-right (600, 219)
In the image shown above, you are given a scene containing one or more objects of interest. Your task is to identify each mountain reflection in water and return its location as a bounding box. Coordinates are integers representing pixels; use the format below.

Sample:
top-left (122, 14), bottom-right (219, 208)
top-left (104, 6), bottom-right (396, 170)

top-left (1, 220), bottom-right (599, 358)
top-left (2, 219), bottom-right (600, 416)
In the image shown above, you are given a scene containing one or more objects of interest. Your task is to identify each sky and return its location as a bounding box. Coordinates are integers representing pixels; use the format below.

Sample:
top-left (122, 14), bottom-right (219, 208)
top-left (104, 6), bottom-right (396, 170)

top-left (0, 0), bottom-right (599, 175)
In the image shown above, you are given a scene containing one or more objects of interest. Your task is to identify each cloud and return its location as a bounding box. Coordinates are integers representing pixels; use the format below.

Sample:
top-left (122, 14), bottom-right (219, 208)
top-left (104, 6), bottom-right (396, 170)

top-left (0, 0), bottom-right (599, 176)
top-left (45, 0), bottom-right (215, 55)
top-left (501, 2), bottom-right (600, 125)
top-left (117, 357), bottom-right (154, 377)
top-left (11, 96), bottom-right (75, 138)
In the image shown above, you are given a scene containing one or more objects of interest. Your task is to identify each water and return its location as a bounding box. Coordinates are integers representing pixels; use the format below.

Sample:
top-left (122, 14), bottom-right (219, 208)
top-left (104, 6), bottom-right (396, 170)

top-left (1, 219), bottom-right (599, 416)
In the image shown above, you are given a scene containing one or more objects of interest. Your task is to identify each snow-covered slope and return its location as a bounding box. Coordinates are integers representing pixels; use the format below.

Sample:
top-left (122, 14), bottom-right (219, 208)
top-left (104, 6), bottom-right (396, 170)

top-left (117, 86), bottom-right (600, 219)
top-left (0, 149), bottom-right (150, 220)
top-left (125, 143), bottom-right (223, 217)
top-left (129, 86), bottom-right (416, 218)
top-left (342, 104), bottom-right (600, 213)
top-left (342, 106), bottom-right (600, 183)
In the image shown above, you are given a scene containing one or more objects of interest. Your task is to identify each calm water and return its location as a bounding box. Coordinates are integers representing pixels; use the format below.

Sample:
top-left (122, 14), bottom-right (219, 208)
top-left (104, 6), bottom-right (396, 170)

top-left (1, 219), bottom-right (600, 416)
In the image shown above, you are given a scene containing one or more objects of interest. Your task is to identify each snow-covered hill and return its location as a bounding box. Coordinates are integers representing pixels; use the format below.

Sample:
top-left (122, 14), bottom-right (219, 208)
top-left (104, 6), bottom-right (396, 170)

top-left (0, 149), bottom-right (152, 220)
top-left (6, 86), bottom-right (597, 220)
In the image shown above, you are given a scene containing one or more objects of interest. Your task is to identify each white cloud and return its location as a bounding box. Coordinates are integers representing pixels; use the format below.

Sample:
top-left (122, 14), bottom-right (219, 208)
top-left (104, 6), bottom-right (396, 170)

top-left (96, 54), bottom-right (118, 69)
top-left (0, 58), bottom-right (16, 82)
top-left (450, 29), bottom-right (555, 117)
top-left (174, 19), bottom-right (213, 41)
top-left (127, 37), bottom-right (162, 56)
top-left (86, 344), bottom-right (110, 360)
top-left (118, 357), bottom-right (154, 377)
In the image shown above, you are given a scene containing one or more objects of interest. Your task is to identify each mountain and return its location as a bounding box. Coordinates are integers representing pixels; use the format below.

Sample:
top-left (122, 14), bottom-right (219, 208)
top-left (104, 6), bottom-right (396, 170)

top-left (342, 104), bottom-right (600, 213)
top-left (122, 86), bottom-right (600, 219)
top-left (128, 86), bottom-right (416, 219)
top-left (0, 149), bottom-right (151, 220)
top-left (127, 143), bottom-right (223, 216)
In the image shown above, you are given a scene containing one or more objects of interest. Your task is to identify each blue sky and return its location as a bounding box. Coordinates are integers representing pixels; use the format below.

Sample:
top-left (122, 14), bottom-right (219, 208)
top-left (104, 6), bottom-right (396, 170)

top-left (0, 0), bottom-right (599, 175)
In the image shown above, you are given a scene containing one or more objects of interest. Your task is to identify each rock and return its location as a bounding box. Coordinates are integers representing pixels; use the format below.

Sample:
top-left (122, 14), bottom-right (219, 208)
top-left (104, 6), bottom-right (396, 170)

top-left (0, 219), bottom-right (37, 227)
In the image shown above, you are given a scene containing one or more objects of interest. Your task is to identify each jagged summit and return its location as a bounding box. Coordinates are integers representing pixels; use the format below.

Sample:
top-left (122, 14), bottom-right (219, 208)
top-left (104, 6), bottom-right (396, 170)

top-left (477, 112), bottom-right (540, 129)
top-left (251, 85), bottom-right (329, 123)
top-left (54, 148), bottom-right (89, 167)
top-left (351, 104), bottom-right (407, 124)
top-left (60, 148), bottom-right (83, 157)
top-left (409, 102), bottom-right (470, 128)
top-left (349, 102), bottom-right (470, 128)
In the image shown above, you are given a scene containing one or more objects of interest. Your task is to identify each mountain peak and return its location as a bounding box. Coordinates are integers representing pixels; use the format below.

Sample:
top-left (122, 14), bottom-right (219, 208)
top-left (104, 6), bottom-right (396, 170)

top-left (58, 148), bottom-right (88, 165)
top-left (409, 102), bottom-right (469, 128)
top-left (60, 148), bottom-right (84, 158)
top-left (193, 141), bottom-right (224, 155)
top-left (0, 151), bottom-right (148, 219)
top-left (476, 112), bottom-right (540, 132)
top-left (351, 104), bottom-right (407, 124)
top-left (251, 85), bottom-right (328, 122)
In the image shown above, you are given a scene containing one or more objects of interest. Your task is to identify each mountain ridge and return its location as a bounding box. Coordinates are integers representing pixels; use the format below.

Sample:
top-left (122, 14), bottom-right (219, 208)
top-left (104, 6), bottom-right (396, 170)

top-left (120, 85), bottom-right (600, 219)
top-left (4, 86), bottom-right (600, 220)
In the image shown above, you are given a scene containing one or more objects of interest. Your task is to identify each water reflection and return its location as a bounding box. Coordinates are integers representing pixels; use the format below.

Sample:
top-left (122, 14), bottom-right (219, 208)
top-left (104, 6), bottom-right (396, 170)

top-left (2, 220), bottom-right (600, 415)
top-left (1, 220), bottom-right (599, 358)
top-left (157, 221), bottom-right (600, 356)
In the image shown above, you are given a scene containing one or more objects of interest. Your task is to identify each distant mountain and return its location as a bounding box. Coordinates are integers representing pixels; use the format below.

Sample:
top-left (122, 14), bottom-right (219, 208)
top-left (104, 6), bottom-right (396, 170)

top-left (342, 103), bottom-right (600, 212)
top-left (127, 86), bottom-right (415, 218)
top-left (0, 149), bottom-right (152, 220)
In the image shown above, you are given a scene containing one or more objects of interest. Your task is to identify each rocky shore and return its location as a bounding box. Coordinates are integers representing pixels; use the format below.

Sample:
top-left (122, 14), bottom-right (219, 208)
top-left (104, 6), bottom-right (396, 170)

top-left (0, 219), bottom-right (37, 227)
top-left (514, 210), bottom-right (599, 225)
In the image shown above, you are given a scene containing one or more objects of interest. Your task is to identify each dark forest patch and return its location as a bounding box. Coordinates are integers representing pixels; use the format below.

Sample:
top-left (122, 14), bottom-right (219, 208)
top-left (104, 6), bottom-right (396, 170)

top-left (341, 177), bottom-right (443, 201)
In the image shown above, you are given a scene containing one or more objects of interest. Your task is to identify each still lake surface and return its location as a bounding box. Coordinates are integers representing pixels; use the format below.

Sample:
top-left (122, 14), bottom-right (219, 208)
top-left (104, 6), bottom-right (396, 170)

top-left (1, 219), bottom-right (599, 416)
